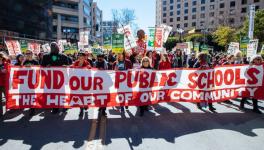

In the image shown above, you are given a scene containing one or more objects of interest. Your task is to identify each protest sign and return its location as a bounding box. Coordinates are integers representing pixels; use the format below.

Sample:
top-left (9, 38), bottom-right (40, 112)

top-left (247, 39), bottom-right (258, 58)
top-left (4, 40), bottom-right (21, 55)
top-left (117, 25), bottom-right (137, 51)
top-left (6, 65), bottom-right (264, 109)
top-left (147, 27), bottom-right (163, 51)
top-left (112, 34), bottom-right (124, 54)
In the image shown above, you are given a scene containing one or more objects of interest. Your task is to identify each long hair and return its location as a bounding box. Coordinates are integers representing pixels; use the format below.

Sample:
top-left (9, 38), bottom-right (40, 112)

top-left (0, 51), bottom-right (9, 62)
top-left (141, 57), bottom-right (151, 68)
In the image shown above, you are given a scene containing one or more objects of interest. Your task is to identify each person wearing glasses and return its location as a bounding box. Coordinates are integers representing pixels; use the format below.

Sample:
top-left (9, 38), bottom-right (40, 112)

top-left (139, 57), bottom-right (152, 116)
top-left (72, 51), bottom-right (92, 117)
top-left (240, 55), bottom-right (263, 114)
top-left (23, 50), bottom-right (39, 116)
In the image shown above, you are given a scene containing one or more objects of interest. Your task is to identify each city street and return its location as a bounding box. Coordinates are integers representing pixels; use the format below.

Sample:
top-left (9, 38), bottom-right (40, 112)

top-left (1, 99), bottom-right (264, 150)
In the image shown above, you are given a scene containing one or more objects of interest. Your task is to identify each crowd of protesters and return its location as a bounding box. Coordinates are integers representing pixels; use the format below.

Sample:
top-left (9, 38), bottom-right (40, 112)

top-left (0, 40), bottom-right (263, 119)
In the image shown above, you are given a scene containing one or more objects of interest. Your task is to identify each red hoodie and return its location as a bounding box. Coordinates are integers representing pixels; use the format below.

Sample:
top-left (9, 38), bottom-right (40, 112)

top-left (159, 61), bottom-right (171, 70)
top-left (72, 60), bottom-right (91, 69)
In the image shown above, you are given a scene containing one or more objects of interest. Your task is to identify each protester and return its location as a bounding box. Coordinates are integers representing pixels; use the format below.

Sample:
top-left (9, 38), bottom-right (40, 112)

top-left (23, 50), bottom-right (39, 116)
top-left (107, 50), bottom-right (116, 70)
top-left (240, 55), bottom-right (263, 114)
top-left (145, 50), bottom-right (154, 68)
top-left (23, 50), bottom-right (39, 66)
top-left (14, 54), bottom-right (24, 66)
top-left (94, 53), bottom-right (108, 116)
top-left (0, 52), bottom-right (9, 117)
top-left (72, 51), bottom-right (92, 117)
top-left (113, 51), bottom-right (132, 112)
top-left (193, 52), bottom-right (216, 111)
top-left (139, 57), bottom-right (153, 116)
top-left (158, 53), bottom-right (171, 70)
top-left (187, 53), bottom-right (197, 68)
top-left (172, 49), bottom-right (184, 68)
top-left (41, 42), bottom-right (72, 114)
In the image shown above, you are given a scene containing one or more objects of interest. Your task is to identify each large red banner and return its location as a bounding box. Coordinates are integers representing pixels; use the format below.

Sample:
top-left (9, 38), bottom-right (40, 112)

top-left (6, 65), bottom-right (264, 109)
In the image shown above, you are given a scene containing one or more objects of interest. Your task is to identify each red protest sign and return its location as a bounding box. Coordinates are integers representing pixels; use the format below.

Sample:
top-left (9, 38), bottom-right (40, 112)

top-left (4, 40), bottom-right (22, 56)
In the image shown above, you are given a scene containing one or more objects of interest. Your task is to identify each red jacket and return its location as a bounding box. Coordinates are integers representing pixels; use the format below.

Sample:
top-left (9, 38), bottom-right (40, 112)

top-left (159, 61), bottom-right (171, 70)
top-left (72, 60), bottom-right (91, 69)
top-left (0, 61), bottom-right (8, 86)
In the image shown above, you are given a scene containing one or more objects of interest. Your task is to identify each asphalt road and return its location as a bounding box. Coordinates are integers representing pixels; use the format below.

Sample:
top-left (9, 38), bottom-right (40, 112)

top-left (0, 99), bottom-right (264, 150)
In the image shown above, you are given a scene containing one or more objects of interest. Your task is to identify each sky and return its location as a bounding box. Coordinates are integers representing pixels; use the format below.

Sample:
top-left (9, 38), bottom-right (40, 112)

top-left (94, 0), bottom-right (156, 31)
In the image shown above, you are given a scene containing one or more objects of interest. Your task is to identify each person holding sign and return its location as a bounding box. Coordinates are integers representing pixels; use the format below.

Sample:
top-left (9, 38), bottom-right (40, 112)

top-left (113, 51), bottom-right (132, 112)
top-left (95, 53), bottom-right (108, 116)
top-left (193, 52), bottom-right (216, 112)
top-left (139, 57), bottom-right (153, 116)
top-left (0, 52), bottom-right (9, 118)
top-left (41, 42), bottom-right (72, 114)
top-left (72, 51), bottom-right (92, 117)
top-left (240, 55), bottom-right (263, 114)
top-left (23, 50), bottom-right (39, 116)
top-left (158, 53), bottom-right (171, 70)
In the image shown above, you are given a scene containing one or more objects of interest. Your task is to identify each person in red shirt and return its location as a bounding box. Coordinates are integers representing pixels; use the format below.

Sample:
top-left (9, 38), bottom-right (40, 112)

top-left (0, 52), bottom-right (9, 118)
top-left (72, 52), bottom-right (91, 117)
top-left (158, 53), bottom-right (171, 70)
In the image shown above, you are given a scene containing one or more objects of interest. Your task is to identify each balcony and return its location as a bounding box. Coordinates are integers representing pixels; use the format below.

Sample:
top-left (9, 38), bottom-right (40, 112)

top-left (52, 5), bottom-right (78, 16)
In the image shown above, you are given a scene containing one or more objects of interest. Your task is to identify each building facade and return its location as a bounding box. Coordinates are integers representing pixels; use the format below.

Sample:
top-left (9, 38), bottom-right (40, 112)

top-left (102, 21), bottom-right (117, 36)
top-left (0, 0), bottom-right (53, 40)
top-left (156, 0), bottom-right (264, 32)
top-left (91, 2), bottom-right (103, 45)
top-left (52, 0), bottom-right (93, 43)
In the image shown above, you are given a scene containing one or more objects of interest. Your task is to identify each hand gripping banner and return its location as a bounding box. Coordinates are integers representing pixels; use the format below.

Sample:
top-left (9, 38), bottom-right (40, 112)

top-left (6, 65), bottom-right (264, 109)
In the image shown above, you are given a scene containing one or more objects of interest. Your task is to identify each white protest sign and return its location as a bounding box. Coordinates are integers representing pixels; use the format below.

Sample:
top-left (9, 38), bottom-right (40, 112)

top-left (247, 39), bottom-right (258, 58)
top-left (160, 24), bottom-right (172, 43)
top-left (117, 25), bottom-right (137, 51)
top-left (4, 40), bottom-right (21, 55)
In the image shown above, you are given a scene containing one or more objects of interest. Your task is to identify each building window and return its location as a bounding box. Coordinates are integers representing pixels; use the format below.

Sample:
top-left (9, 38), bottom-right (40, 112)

top-left (256, 5), bottom-right (260, 10)
top-left (163, 19), bottom-right (166, 23)
top-left (230, 9), bottom-right (235, 15)
top-left (229, 18), bottom-right (235, 24)
top-left (177, 4), bottom-right (181, 9)
top-left (220, 3), bottom-right (225, 8)
top-left (219, 11), bottom-right (224, 15)
top-left (184, 9), bottom-right (188, 14)
top-left (209, 12), bottom-right (214, 17)
top-left (177, 17), bottom-right (181, 21)
top-left (177, 10), bottom-right (181, 15)
top-left (184, 2), bottom-right (188, 7)
top-left (184, 16), bottom-right (188, 20)
top-left (210, 0), bottom-right (215, 2)
top-left (192, 22), bottom-right (196, 27)
top-left (170, 18), bottom-right (173, 22)
top-left (241, 7), bottom-right (247, 13)
top-left (210, 20), bottom-right (214, 25)
top-left (192, 1), bottom-right (197, 6)
top-left (201, 6), bottom-right (205, 11)
top-left (170, 5), bottom-right (174, 10)
top-left (210, 5), bottom-right (215, 10)
top-left (242, 0), bottom-right (247, 5)
top-left (163, 1), bottom-right (166, 5)
top-left (201, 0), bottom-right (206, 4)
top-left (163, 13), bottom-right (167, 17)
top-left (170, 0), bottom-right (174, 4)
top-left (163, 7), bottom-right (167, 11)
top-left (254, 0), bottom-right (260, 2)
top-left (177, 24), bottom-right (180, 28)
top-left (200, 13), bottom-right (205, 18)
top-left (192, 8), bottom-right (196, 13)
top-left (170, 12), bottom-right (174, 16)
top-left (184, 23), bottom-right (188, 27)
top-left (230, 1), bottom-right (236, 7)
top-left (192, 15), bottom-right (196, 19)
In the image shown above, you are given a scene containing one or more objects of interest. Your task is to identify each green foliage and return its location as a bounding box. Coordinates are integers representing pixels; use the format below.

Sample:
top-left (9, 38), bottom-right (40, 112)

top-left (212, 26), bottom-right (236, 49)
top-left (185, 33), bottom-right (204, 42)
